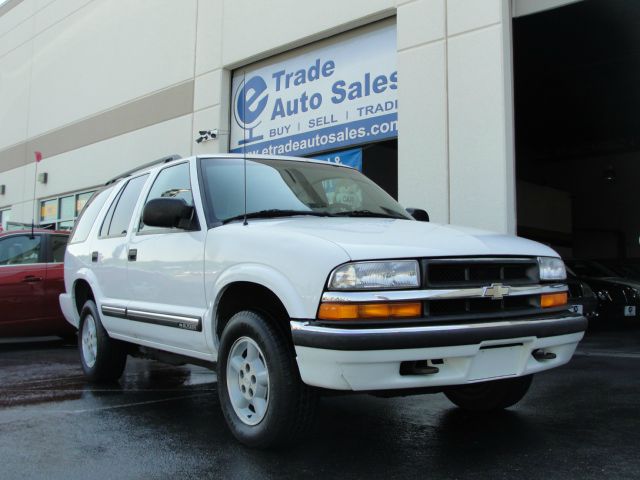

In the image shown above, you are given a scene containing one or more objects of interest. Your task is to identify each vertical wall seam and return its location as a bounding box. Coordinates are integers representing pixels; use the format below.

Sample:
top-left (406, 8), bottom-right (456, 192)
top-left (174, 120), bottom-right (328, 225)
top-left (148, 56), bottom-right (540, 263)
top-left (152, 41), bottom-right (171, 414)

top-left (444, 0), bottom-right (451, 224)
top-left (22, 12), bottom-right (35, 222)
top-left (221, 0), bottom-right (231, 154)
top-left (189, 0), bottom-right (200, 156)
top-left (504, 0), bottom-right (517, 234)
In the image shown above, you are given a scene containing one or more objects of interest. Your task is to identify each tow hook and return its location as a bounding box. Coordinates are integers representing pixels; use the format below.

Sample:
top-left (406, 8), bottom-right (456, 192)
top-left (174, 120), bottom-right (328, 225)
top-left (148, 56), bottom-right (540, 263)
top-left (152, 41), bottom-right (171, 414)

top-left (532, 349), bottom-right (557, 361)
top-left (400, 360), bottom-right (440, 375)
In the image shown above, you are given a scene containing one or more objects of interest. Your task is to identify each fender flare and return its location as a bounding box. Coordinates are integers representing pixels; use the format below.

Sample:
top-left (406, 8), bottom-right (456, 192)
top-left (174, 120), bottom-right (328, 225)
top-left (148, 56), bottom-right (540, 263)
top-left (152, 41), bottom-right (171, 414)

top-left (71, 267), bottom-right (106, 313)
top-left (209, 263), bottom-right (312, 334)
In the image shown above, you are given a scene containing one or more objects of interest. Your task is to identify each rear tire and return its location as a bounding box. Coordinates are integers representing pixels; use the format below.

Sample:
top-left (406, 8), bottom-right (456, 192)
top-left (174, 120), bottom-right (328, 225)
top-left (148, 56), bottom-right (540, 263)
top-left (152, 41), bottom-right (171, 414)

top-left (78, 300), bottom-right (127, 383)
top-left (217, 310), bottom-right (317, 448)
top-left (444, 375), bottom-right (533, 411)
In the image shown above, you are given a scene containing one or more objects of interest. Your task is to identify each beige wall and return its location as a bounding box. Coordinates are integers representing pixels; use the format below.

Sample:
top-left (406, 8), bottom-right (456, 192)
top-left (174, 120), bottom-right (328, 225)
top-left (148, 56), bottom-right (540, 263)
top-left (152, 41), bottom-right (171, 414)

top-left (397, 0), bottom-right (516, 233)
top-left (0, 0), bottom-right (518, 235)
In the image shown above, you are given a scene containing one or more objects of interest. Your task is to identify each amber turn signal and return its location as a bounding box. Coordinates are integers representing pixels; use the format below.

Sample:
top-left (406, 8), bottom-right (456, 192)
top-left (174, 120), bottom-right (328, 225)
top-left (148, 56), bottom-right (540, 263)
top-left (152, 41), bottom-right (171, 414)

top-left (318, 302), bottom-right (422, 320)
top-left (540, 292), bottom-right (568, 308)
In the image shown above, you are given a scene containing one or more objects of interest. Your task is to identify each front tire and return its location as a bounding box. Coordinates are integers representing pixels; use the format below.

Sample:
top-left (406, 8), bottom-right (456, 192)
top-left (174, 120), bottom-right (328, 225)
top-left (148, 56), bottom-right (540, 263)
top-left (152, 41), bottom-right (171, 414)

top-left (78, 300), bottom-right (127, 383)
top-left (444, 375), bottom-right (533, 411)
top-left (217, 310), bottom-right (317, 448)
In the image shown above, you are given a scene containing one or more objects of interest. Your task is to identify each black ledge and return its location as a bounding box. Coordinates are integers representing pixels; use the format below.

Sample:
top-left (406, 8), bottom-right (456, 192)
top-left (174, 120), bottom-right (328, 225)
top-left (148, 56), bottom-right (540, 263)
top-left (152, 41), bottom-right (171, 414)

top-left (291, 315), bottom-right (587, 351)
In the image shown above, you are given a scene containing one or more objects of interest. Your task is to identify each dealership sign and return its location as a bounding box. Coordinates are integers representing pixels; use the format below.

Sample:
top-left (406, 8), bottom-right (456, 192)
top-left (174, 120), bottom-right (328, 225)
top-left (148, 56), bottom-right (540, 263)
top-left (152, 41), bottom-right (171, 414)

top-left (230, 23), bottom-right (397, 156)
top-left (311, 147), bottom-right (363, 171)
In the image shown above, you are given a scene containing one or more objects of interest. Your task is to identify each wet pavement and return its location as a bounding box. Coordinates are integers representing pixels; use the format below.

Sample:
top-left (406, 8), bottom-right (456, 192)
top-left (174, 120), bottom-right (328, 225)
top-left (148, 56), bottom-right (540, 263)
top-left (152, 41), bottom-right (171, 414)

top-left (1, 327), bottom-right (639, 480)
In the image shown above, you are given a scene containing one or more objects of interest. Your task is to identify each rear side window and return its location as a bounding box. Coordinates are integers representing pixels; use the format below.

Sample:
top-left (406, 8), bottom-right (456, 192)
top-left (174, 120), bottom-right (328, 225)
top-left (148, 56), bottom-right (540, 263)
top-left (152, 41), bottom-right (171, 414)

top-left (100, 175), bottom-right (149, 238)
top-left (69, 187), bottom-right (113, 244)
top-left (0, 235), bottom-right (42, 265)
top-left (50, 235), bottom-right (69, 262)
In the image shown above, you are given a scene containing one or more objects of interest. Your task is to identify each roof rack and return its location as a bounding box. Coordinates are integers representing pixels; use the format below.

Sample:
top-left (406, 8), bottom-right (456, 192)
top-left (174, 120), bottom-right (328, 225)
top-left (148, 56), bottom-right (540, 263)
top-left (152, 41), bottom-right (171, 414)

top-left (104, 154), bottom-right (182, 185)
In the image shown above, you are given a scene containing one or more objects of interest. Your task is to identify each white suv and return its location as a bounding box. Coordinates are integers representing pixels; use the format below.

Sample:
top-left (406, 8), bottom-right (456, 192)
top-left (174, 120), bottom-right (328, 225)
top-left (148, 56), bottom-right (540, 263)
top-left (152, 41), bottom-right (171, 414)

top-left (61, 154), bottom-right (586, 447)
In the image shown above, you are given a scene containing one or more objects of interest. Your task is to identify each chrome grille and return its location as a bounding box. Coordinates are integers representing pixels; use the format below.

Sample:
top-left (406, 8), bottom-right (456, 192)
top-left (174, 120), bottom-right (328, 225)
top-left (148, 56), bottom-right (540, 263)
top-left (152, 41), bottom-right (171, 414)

top-left (423, 257), bottom-right (539, 288)
top-left (422, 257), bottom-right (546, 322)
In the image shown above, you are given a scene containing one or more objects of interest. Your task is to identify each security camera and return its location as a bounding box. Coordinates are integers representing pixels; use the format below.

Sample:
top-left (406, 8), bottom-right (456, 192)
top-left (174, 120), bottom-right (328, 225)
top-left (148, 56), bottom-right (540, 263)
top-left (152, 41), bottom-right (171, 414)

top-left (195, 129), bottom-right (218, 144)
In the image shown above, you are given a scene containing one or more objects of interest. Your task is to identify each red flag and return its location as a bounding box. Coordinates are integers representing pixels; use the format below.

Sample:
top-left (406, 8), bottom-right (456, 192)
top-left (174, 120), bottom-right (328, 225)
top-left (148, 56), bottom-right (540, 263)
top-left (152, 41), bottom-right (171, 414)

top-left (34, 151), bottom-right (42, 163)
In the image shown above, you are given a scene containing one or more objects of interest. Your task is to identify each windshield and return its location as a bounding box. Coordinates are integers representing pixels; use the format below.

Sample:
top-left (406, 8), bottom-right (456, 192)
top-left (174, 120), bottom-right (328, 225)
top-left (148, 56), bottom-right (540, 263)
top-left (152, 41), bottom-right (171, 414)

top-left (566, 260), bottom-right (618, 278)
top-left (592, 261), bottom-right (640, 280)
top-left (200, 158), bottom-right (412, 223)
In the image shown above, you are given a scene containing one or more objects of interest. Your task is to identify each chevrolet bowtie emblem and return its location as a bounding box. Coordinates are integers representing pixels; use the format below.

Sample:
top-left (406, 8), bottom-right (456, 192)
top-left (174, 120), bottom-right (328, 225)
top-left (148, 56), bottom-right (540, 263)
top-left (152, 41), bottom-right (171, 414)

top-left (483, 283), bottom-right (510, 300)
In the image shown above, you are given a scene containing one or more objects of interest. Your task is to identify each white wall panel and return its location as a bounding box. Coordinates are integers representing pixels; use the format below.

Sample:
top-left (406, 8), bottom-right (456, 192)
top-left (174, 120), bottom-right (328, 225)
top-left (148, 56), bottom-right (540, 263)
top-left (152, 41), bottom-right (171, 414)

top-left (0, 164), bottom-right (28, 211)
top-left (195, 0), bottom-right (223, 76)
top-left (447, 0), bottom-right (501, 36)
top-left (6, 161), bottom-right (36, 224)
top-left (0, 12), bottom-right (33, 57)
top-left (0, 114), bottom-right (195, 224)
top-left (0, 42), bottom-right (31, 150)
top-left (194, 69), bottom-right (222, 112)
top-left (18, 114), bottom-right (194, 221)
top-left (28, 0), bottom-right (198, 137)
top-left (222, 0), bottom-right (395, 67)
top-left (447, 25), bottom-right (510, 233)
top-left (33, 0), bottom-right (93, 34)
top-left (397, 41), bottom-right (448, 222)
top-left (397, 0), bottom-right (444, 50)
top-left (0, 0), bottom-right (35, 37)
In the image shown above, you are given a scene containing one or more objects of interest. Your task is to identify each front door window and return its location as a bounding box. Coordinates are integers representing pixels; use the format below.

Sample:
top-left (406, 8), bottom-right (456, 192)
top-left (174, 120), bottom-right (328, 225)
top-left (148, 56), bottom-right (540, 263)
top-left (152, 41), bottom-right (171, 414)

top-left (0, 235), bottom-right (42, 265)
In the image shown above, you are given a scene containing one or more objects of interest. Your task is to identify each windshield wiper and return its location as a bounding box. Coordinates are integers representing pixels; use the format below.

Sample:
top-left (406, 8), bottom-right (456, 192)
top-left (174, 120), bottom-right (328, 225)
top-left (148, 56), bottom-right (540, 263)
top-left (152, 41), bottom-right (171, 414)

top-left (222, 209), bottom-right (331, 224)
top-left (330, 209), bottom-right (407, 220)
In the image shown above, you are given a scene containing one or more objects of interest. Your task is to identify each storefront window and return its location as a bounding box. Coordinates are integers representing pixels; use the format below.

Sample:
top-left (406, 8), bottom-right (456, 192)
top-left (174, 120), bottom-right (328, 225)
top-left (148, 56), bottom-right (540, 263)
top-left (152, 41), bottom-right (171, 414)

top-left (40, 199), bottom-right (58, 222)
top-left (60, 196), bottom-right (75, 220)
top-left (40, 190), bottom-right (96, 231)
top-left (76, 192), bottom-right (93, 214)
top-left (0, 208), bottom-right (10, 231)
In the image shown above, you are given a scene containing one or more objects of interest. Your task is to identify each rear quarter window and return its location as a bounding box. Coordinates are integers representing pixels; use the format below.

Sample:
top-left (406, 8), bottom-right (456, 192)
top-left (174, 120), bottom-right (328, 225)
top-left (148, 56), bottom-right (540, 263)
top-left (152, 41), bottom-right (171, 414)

top-left (69, 187), bottom-right (113, 244)
top-left (100, 174), bottom-right (149, 238)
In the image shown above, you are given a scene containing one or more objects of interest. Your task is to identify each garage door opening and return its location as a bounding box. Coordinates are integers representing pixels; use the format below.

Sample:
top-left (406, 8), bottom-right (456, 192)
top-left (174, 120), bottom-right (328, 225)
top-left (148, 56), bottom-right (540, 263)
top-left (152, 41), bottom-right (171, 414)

top-left (514, 0), bottom-right (640, 270)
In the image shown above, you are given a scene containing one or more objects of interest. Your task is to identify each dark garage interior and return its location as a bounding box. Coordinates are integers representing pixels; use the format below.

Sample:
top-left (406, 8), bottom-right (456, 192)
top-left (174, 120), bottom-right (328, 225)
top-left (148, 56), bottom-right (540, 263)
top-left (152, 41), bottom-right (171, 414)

top-left (514, 0), bottom-right (640, 263)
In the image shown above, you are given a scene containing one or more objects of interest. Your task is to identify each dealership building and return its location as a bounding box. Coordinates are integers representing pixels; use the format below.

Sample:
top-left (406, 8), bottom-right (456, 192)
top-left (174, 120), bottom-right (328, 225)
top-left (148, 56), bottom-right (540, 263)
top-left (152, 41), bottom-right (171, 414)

top-left (1, 0), bottom-right (637, 260)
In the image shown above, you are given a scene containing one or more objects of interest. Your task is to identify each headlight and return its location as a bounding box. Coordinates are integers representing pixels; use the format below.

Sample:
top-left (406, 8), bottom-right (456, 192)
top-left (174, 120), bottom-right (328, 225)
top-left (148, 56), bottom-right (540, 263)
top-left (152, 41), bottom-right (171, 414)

top-left (622, 286), bottom-right (639, 302)
top-left (538, 257), bottom-right (567, 281)
top-left (596, 289), bottom-right (612, 302)
top-left (328, 260), bottom-right (420, 290)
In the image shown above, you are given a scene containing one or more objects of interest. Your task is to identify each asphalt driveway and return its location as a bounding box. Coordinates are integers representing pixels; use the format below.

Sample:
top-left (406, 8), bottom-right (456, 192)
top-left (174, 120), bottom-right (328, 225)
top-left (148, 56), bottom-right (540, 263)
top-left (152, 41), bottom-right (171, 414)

top-left (0, 326), bottom-right (639, 480)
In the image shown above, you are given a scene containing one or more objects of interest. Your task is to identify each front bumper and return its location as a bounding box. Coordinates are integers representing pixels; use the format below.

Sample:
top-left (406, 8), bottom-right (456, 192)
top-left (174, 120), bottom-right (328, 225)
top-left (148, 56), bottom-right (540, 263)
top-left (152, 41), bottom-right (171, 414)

top-left (291, 315), bottom-right (586, 391)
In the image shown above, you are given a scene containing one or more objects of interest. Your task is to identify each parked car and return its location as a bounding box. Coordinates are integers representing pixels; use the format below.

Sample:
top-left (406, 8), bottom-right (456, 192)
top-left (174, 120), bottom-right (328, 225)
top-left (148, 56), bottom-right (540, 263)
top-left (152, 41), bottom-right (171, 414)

top-left (0, 229), bottom-right (74, 338)
top-left (565, 259), bottom-right (640, 323)
top-left (566, 270), bottom-right (598, 321)
top-left (594, 258), bottom-right (640, 282)
top-left (61, 154), bottom-right (585, 448)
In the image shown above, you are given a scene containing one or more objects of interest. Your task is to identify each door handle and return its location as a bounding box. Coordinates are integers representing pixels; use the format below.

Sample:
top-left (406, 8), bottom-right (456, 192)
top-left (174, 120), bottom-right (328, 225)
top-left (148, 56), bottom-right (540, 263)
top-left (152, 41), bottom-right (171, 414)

top-left (22, 275), bottom-right (43, 283)
top-left (91, 251), bottom-right (99, 262)
top-left (128, 249), bottom-right (137, 262)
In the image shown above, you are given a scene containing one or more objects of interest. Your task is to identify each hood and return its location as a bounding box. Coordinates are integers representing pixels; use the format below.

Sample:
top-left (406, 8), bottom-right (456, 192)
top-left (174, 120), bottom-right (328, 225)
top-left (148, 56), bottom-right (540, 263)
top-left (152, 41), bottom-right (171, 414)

top-left (238, 217), bottom-right (558, 260)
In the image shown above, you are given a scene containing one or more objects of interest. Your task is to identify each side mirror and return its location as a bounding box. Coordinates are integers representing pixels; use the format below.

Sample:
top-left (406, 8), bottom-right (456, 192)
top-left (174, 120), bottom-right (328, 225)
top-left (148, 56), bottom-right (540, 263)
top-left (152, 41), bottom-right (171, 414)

top-left (143, 198), bottom-right (194, 229)
top-left (406, 208), bottom-right (429, 222)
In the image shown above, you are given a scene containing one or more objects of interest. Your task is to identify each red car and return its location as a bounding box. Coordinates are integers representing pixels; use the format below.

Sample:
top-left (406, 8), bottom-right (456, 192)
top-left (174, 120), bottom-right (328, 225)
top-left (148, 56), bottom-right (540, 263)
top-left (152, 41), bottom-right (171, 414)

top-left (0, 229), bottom-right (75, 338)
